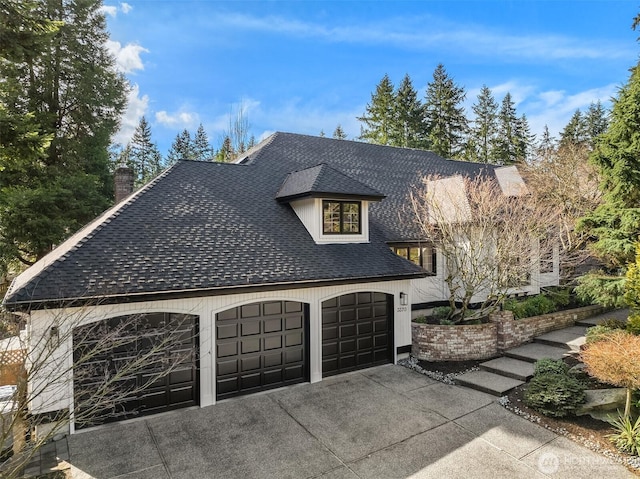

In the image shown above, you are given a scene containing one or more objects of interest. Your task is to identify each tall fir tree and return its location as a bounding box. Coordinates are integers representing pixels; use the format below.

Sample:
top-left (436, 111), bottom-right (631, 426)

top-left (215, 136), bottom-right (233, 163)
top-left (468, 85), bottom-right (499, 163)
top-left (357, 74), bottom-right (395, 145)
top-left (0, 0), bottom-right (127, 267)
top-left (167, 129), bottom-right (195, 164)
top-left (516, 114), bottom-right (535, 163)
top-left (391, 74), bottom-right (426, 148)
top-left (492, 93), bottom-right (523, 164)
top-left (193, 123), bottom-right (212, 160)
top-left (559, 110), bottom-right (588, 149)
top-left (129, 116), bottom-right (163, 187)
top-left (536, 125), bottom-right (556, 159)
top-left (578, 63), bottom-right (640, 268)
top-left (585, 101), bottom-right (609, 147)
top-left (423, 64), bottom-right (468, 159)
top-left (332, 124), bottom-right (347, 139)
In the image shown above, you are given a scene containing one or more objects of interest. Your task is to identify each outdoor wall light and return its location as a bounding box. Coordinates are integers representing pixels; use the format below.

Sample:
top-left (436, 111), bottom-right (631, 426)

top-left (399, 292), bottom-right (408, 306)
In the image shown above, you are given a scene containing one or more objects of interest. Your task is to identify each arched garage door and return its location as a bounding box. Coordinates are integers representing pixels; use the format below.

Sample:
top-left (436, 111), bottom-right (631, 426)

top-left (216, 301), bottom-right (309, 400)
top-left (73, 312), bottom-right (199, 429)
top-left (322, 292), bottom-right (393, 377)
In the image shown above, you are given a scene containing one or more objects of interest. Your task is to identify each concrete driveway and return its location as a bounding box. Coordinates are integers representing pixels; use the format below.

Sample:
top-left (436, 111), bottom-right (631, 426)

top-left (68, 365), bottom-right (634, 479)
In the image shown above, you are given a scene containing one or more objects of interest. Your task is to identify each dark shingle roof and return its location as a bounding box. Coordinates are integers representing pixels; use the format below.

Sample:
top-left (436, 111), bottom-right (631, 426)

top-left (276, 164), bottom-right (385, 202)
top-left (4, 132), bottom-right (498, 309)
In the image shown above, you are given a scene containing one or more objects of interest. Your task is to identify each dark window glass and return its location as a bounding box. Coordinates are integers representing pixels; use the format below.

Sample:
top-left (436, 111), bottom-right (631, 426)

top-left (323, 201), bottom-right (361, 234)
top-left (391, 245), bottom-right (437, 274)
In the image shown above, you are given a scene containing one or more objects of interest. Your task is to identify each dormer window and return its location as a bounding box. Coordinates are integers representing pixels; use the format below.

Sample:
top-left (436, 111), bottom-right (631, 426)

top-left (323, 201), bottom-right (361, 234)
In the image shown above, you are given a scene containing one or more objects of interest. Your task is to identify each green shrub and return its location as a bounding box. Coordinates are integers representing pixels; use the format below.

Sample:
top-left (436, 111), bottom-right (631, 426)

top-left (544, 287), bottom-right (571, 307)
top-left (503, 294), bottom-right (557, 319)
top-left (586, 324), bottom-right (619, 344)
top-left (503, 298), bottom-right (527, 319)
top-left (524, 372), bottom-right (586, 417)
top-left (600, 318), bottom-right (628, 330)
top-left (432, 306), bottom-right (452, 321)
top-left (439, 319), bottom-right (455, 325)
top-left (413, 315), bottom-right (427, 324)
top-left (627, 314), bottom-right (640, 335)
top-left (534, 358), bottom-right (568, 376)
top-left (608, 414), bottom-right (640, 456)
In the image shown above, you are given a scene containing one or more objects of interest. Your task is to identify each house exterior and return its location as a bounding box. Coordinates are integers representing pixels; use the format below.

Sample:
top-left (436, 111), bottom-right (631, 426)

top-left (2, 132), bottom-right (558, 433)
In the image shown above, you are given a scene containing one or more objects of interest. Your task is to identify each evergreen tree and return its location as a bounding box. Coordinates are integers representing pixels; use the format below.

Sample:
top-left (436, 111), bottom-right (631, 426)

top-left (579, 63), bottom-right (640, 268)
top-left (468, 85), bottom-right (499, 163)
top-left (493, 93), bottom-right (521, 164)
top-left (0, 0), bottom-right (127, 267)
top-left (129, 116), bottom-right (163, 187)
top-left (516, 114), bottom-right (535, 163)
top-left (423, 64), bottom-right (468, 159)
top-left (585, 101), bottom-right (609, 147)
top-left (391, 74), bottom-right (426, 148)
top-left (559, 110), bottom-right (588, 149)
top-left (358, 74), bottom-right (395, 145)
top-left (167, 129), bottom-right (195, 164)
top-left (193, 124), bottom-right (212, 160)
top-left (319, 130), bottom-right (325, 138)
top-left (333, 124), bottom-right (347, 140)
top-left (215, 136), bottom-right (233, 163)
top-left (536, 125), bottom-right (556, 159)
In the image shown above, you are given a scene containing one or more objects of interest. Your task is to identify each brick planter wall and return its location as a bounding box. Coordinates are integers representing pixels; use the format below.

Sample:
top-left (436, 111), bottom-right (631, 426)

top-left (411, 305), bottom-right (605, 362)
top-left (411, 322), bottom-right (497, 361)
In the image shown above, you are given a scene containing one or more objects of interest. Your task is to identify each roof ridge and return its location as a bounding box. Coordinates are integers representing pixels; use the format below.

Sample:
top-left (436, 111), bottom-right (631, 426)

top-left (3, 163), bottom-right (180, 306)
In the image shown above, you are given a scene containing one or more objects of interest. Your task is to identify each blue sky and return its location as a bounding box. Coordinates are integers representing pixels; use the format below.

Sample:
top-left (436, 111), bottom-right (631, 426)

top-left (102, 1), bottom-right (640, 156)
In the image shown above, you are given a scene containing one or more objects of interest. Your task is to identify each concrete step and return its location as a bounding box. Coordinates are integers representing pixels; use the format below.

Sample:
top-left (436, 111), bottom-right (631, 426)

top-left (504, 342), bottom-right (568, 363)
top-left (576, 309), bottom-right (629, 327)
top-left (534, 326), bottom-right (587, 352)
top-left (455, 370), bottom-right (524, 396)
top-left (479, 357), bottom-right (535, 381)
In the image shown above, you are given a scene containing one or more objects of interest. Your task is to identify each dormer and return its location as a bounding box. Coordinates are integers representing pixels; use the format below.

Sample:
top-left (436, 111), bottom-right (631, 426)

top-left (276, 164), bottom-right (385, 244)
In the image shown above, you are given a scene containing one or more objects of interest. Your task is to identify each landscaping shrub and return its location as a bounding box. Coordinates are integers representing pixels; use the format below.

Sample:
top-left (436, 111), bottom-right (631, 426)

top-left (543, 286), bottom-right (572, 308)
top-left (585, 324), bottom-right (619, 344)
top-left (627, 314), bottom-right (640, 335)
top-left (503, 294), bottom-right (557, 319)
top-left (413, 315), bottom-right (427, 324)
top-left (600, 318), bottom-right (628, 330)
top-left (534, 358), bottom-right (568, 376)
top-left (524, 372), bottom-right (586, 417)
top-left (431, 306), bottom-right (452, 321)
top-left (608, 414), bottom-right (640, 456)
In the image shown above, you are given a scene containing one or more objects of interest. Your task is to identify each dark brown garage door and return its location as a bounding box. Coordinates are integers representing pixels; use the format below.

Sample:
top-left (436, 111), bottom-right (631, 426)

top-left (322, 292), bottom-right (393, 377)
top-left (216, 301), bottom-right (308, 400)
top-left (73, 313), bottom-right (199, 429)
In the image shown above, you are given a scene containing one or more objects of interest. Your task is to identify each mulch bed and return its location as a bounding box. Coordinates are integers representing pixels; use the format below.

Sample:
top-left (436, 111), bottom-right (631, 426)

top-left (415, 357), bottom-right (640, 475)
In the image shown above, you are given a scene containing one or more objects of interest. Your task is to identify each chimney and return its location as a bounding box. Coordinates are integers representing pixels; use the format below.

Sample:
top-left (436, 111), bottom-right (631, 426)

top-left (114, 166), bottom-right (134, 204)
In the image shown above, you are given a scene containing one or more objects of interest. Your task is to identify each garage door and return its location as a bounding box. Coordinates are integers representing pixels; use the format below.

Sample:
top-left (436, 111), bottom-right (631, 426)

top-left (73, 312), bottom-right (199, 429)
top-left (216, 301), bottom-right (308, 400)
top-left (322, 292), bottom-right (393, 377)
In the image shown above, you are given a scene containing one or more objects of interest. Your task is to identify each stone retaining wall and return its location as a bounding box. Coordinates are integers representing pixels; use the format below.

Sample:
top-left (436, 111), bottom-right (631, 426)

top-left (412, 305), bottom-right (605, 362)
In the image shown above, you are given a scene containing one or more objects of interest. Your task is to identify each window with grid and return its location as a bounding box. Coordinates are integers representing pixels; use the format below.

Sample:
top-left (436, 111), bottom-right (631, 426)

top-left (322, 201), bottom-right (361, 234)
top-left (391, 245), bottom-right (437, 274)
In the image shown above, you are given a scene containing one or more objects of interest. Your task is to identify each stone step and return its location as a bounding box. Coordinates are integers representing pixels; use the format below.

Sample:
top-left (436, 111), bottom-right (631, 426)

top-left (534, 326), bottom-right (588, 352)
top-left (479, 357), bottom-right (535, 381)
top-left (576, 309), bottom-right (629, 327)
top-left (504, 342), bottom-right (568, 363)
top-left (455, 370), bottom-right (524, 396)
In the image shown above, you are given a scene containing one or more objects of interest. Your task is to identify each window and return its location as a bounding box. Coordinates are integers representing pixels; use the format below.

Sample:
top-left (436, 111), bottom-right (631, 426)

top-left (323, 201), bottom-right (361, 234)
top-left (391, 244), bottom-right (437, 274)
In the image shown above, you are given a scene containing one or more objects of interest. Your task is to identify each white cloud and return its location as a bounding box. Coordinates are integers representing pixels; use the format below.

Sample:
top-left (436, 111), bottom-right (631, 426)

top-left (114, 84), bottom-right (149, 145)
top-left (99, 5), bottom-right (117, 17)
top-left (209, 12), bottom-right (634, 62)
top-left (525, 84), bottom-right (617, 139)
top-left (101, 3), bottom-right (132, 17)
top-left (156, 110), bottom-right (199, 128)
top-left (106, 40), bottom-right (148, 73)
